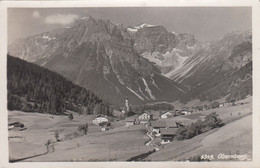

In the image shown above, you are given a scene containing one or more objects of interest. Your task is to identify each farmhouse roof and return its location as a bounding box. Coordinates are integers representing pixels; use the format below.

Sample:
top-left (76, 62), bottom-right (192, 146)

top-left (150, 121), bottom-right (166, 128)
top-left (126, 117), bottom-right (136, 122)
top-left (95, 116), bottom-right (108, 119)
top-left (140, 111), bottom-right (152, 116)
top-left (164, 120), bottom-right (178, 128)
top-left (159, 128), bottom-right (178, 135)
top-left (162, 111), bottom-right (173, 115)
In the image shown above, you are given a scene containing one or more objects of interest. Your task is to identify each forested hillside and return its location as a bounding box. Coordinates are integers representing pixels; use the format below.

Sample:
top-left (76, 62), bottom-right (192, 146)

top-left (7, 55), bottom-right (112, 115)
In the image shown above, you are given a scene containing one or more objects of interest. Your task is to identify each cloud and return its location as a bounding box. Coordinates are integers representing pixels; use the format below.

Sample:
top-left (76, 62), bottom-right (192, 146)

top-left (32, 11), bottom-right (40, 18)
top-left (44, 14), bottom-right (79, 25)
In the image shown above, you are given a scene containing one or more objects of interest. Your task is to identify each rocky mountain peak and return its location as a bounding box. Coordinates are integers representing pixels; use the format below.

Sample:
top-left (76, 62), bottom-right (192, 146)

top-left (8, 16), bottom-right (188, 105)
top-left (177, 33), bottom-right (196, 45)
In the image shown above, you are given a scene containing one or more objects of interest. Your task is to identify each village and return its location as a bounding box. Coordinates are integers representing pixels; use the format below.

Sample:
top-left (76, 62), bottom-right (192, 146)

top-left (8, 96), bottom-right (252, 161)
top-left (88, 97), bottom-right (249, 148)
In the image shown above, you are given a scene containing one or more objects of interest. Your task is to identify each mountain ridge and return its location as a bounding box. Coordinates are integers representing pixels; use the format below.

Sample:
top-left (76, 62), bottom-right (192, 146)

top-left (8, 16), bottom-right (252, 105)
top-left (8, 16), bottom-right (188, 105)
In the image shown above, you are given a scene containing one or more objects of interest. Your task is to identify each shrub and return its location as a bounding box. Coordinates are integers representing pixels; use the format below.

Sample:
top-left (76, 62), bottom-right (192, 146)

top-left (175, 127), bottom-right (188, 140)
top-left (203, 112), bottom-right (223, 129)
top-left (175, 112), bottom-right (224, 140)
top-left (55, 131), bottom-right (59, 142)
top-left (68, 113), bottom-right (74, 120)
top-left (99, 122), bottom-right (110, 127)
top-left (78, 123), bottom-right (88, 135)
top-left (127, 149), bottom-right (156, 161)
top-left (210, 101), bottom-right (220, 109)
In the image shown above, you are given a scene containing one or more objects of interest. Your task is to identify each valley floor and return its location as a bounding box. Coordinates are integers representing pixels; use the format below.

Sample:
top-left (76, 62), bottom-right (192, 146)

top-left (9, 111), bottom-right (153, 162)
top-left (8, 97), bottom-right (252, 162)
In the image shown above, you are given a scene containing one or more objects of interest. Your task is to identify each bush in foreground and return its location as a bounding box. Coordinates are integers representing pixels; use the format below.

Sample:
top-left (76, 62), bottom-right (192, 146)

top-left (176, 112), bottom-right (224, 140)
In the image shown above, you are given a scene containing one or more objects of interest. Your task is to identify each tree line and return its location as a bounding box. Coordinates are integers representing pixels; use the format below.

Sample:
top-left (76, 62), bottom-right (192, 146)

top-left (129, 103), bottom-right (174, 116)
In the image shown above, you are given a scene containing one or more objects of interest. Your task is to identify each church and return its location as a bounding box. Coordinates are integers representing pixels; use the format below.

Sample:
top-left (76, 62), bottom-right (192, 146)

top-left (121, 97), bottom-right (130, 114)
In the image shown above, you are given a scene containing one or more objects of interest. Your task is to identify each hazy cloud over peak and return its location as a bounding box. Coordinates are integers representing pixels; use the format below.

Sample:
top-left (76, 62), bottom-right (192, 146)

top-left (44, 13), bottom-right (79, 25)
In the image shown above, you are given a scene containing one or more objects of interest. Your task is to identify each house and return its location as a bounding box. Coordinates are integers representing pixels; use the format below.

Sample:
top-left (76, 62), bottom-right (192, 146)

top-left (220, 102), bottom-right (232, 108)
top-left (161, 111), bottom-right (173, 119)
top-left (92, 116), bottom-right (109, 125)
top-left (150, 120), bottom-right (178, 133)
top-left (219, 102), bottom-right (228, 107)
top-left (139, 112), bottom-right (153, 124)
top-left (160, 128), bottom-right (178, 144)
top-left (8, 121), bottom-right (27, 131)
top-left (180, 110), bottom-right (192, 115)
top-left (126, 117), bottom-right (136, 126)
top-left (150, 121), bottom-right (167, 133)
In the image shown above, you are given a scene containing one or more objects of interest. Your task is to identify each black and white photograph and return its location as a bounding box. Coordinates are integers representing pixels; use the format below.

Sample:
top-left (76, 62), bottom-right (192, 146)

top-left (0, 0), bottom-right (260, 167)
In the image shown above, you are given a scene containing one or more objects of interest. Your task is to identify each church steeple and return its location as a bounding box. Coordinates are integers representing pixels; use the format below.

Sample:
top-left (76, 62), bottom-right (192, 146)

top-left (125, 97), bottom-right (129, 112)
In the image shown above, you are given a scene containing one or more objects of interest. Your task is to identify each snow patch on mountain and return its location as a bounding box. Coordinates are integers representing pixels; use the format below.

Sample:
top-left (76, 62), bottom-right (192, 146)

top-left (127, 27), bottom-right (138, 32)
top-left (127, 24), bottom-right (157, 33)
top-left (141, 52), bottom-right (163, 66)
top-left (79, 28), bottom-right (89, 45)
top-left (135, 23), bottom-right (157, 29)
top-left (126, 86), bottom-right (144, 101)
top-left (142, 77), bottom-right (155, 100)
top-left (150, 76), bottom-right (162, 92)
top-left (42, 35), bottom-right (55, 41)
top-left (142, 49), bottom-right (189, 76)
top-left (136, 82), bottom-right (149, 99)
top-left (162, 50), bottom-right (188, 67)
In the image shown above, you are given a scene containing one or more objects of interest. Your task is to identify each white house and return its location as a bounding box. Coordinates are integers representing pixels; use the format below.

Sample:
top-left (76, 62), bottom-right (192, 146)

top-left (161, 112), bottom-right (173, 119)
top-left (139, 112), bottom-right (153, 124)
top-left (180, 110), bottom-right (192, 115)
top-left (93, 116), bottom-right (109, 125)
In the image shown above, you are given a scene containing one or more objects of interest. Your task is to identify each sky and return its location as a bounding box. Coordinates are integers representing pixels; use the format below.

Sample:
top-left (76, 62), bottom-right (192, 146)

top-left (8, 7), bottom-right (251, 43)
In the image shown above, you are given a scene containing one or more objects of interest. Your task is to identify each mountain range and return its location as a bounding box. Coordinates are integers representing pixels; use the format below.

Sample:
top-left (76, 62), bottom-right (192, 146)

top-left (8, 15), bottom-right (252, 105)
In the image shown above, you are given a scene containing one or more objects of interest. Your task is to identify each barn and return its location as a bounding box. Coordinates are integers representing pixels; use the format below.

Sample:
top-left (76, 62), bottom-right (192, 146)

top-left (92, 116), bottom-right (109, 125)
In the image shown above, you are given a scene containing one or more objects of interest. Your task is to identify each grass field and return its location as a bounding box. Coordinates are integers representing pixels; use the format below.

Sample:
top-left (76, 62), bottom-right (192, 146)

top-left (145, 114), bottom-right (252, 161)
top-left (144, 97), bottom-right (252, 162)
top-left (9, 111), bottom-right (153, 161)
